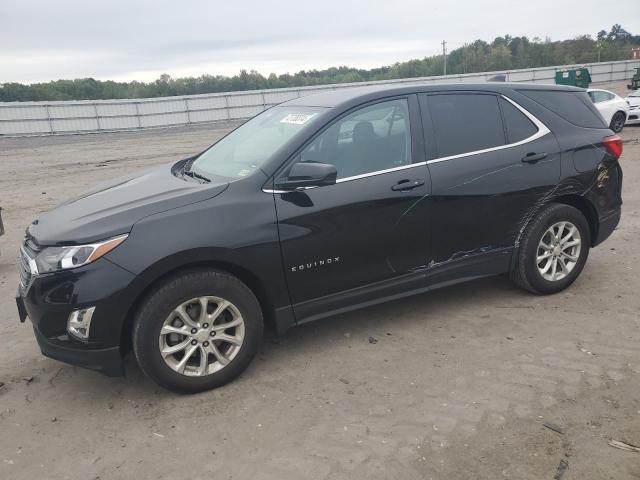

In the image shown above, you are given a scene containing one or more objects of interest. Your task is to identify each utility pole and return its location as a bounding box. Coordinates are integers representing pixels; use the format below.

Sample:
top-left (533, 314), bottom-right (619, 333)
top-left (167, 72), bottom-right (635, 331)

top-left (442, 40), bottom-right (448, 76)
top-left (462, 42), bottom-right (467, 74)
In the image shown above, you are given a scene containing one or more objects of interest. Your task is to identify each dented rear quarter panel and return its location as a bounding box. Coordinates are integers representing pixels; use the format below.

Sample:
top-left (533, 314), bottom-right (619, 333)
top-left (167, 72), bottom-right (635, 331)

top-left (512, 90), bottom-right (622, 221)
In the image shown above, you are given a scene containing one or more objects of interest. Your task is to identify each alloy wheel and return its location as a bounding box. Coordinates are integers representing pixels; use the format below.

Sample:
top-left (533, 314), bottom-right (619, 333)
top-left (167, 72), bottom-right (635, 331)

top-left (611, 112), bottom-right (625, 133)
top-left (536, 221), bottom-right (582, 282)
top-left (159, 296), bottom-right (245, 377)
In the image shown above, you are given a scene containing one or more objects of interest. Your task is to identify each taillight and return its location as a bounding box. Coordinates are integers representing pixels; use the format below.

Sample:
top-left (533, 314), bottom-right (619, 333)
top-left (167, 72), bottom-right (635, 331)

top-left (602, 135), bottom-right (623, 159)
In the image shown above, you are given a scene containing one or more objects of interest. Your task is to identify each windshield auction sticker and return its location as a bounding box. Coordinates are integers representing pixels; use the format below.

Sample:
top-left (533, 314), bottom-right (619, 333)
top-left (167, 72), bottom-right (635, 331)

top-left (280, 113), bottom-right (317, 125)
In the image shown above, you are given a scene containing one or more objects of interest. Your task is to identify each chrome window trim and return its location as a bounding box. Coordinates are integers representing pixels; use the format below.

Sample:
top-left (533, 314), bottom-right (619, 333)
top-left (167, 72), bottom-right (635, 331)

top-left (426, 95), bottom-right (551, 165)
top-left (262, 161), bottom-right (427, 193)
top-left (336, 161), bottom-right (427, 183)
top-left (263, 94), bottom-right (550, 193)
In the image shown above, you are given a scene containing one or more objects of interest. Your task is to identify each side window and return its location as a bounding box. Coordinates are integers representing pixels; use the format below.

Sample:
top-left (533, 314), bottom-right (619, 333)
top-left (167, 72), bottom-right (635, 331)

top-left (300, 99), bottom-right (411, 180)
top-left (519, 89), bottom-right (606, 128)
top-left (591, 90), bottom-right (615, 103)
top-left (499, 98), bottom-right (538, 143)
top-left (428, 94), bottom-right (505, 157)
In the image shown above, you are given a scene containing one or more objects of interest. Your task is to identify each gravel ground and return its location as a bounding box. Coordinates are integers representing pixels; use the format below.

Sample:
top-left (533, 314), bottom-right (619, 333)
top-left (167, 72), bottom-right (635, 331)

top-left (0, 88), bottom-right (639, 479)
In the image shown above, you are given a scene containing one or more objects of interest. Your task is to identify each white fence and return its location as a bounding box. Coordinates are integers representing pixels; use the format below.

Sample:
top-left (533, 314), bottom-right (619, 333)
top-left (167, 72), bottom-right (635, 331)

top-left (1, 59), bottom-right (638, 137)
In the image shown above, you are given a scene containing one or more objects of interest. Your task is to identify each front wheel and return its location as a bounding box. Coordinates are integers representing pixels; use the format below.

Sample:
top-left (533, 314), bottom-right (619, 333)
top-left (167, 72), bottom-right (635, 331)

top-left (511, 204), bottom-right (590, 295)
top-left (609, 111), bottom-right (626, 133)
top-left (132, 269), bottom-right (263, 393)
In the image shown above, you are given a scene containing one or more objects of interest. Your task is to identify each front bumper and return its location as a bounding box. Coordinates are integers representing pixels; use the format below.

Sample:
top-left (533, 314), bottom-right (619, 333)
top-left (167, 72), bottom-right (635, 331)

top-left (32, 322), bottom-right (124, 376)
top-left (626, 107), bottom-right (640, 124)
top-left (16, 257), bottom-right (136, 377)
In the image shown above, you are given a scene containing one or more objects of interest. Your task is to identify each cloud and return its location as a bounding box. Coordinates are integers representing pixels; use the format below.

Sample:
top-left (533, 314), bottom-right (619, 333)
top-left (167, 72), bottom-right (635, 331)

top-left (1, 0), bottom-right (638, 83)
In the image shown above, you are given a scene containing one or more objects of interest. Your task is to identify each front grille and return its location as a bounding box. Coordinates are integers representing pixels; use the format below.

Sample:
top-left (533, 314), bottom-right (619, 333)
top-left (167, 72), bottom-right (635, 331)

top-left (19, 248), bottom-right (32, 288)
top-left (19, 235), bottom-right (41, 288)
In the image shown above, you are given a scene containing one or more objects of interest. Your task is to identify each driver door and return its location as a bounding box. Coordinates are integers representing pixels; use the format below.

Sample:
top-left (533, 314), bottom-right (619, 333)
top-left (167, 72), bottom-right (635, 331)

top-left (270, 96), bottom-right (431, 320)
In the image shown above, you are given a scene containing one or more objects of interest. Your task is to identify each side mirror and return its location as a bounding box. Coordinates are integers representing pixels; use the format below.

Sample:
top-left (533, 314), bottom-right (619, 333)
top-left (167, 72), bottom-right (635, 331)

top-left (275, 162), bottom-right (337, 190)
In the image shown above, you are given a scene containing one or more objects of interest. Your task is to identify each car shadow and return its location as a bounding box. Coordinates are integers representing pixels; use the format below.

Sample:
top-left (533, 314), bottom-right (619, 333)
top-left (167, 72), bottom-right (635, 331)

top-left (263, 274), bottom-right (526, 356)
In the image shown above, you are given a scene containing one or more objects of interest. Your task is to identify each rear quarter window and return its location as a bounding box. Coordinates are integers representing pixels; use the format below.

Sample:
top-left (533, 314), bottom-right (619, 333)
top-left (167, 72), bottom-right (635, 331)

top-left (519, 89), bottom-right (606, 129)
top-left (499, 98), bottom-right (538, 143)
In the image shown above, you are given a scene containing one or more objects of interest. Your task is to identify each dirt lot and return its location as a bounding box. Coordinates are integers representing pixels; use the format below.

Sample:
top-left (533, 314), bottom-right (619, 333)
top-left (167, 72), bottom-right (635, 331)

top-left (1, 97), bottom-right (639, 479)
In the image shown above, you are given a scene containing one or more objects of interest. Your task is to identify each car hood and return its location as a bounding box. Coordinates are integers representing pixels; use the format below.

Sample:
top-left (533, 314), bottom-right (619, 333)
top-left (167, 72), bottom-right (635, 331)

top-left (28, 162), bottom-right (229, 245)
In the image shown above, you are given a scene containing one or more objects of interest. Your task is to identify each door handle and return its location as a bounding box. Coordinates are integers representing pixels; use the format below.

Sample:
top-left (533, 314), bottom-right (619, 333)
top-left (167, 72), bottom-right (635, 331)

top-left (521, 152), bottom-right (547, 163)
top-left (391, 179), bottom-right (425, 191)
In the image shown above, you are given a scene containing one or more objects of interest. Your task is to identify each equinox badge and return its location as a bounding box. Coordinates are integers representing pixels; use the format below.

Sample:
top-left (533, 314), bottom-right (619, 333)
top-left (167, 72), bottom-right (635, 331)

top-left (291, 257), bottom-right (340, 272)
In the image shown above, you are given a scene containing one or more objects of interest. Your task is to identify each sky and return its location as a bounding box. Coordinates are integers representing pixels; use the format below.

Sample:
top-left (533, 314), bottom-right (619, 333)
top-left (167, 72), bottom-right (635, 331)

top-left (1, 0), bottom-right (639, 85)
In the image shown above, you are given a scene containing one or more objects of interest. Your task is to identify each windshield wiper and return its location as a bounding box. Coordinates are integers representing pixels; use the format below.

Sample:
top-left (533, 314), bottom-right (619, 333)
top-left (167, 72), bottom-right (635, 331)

top-left (181, 160), bottom-right (211, 183)
top-left (183, 169), bottom-right (211, 183)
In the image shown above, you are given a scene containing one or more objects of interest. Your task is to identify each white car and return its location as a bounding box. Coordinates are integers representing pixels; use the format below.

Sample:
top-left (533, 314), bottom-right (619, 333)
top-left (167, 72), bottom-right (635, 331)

top-left (624, 90), bottom-right (640, 126)
top-left (587, 88), bottom-right (629, 133)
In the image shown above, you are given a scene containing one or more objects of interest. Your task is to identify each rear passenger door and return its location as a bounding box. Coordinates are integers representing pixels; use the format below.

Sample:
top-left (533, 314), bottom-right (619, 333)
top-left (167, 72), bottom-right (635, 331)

top-left (419, 91), bottom-right (561, 281)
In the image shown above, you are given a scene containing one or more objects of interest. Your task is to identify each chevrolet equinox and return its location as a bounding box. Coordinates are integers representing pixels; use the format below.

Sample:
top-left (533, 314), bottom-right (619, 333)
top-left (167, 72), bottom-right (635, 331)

top-left (16, 83), bottom-right (623, 393)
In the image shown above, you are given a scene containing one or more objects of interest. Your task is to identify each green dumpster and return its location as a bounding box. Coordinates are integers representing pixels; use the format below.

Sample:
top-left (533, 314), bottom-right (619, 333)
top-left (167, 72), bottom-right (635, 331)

top-left (555, 68), bottom-right (592, 88)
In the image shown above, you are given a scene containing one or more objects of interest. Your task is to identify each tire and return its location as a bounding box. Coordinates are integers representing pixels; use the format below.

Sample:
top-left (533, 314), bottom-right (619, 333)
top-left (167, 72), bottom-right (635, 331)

top-left (132, 269), bottom-right (263, 394)
top-left (511, 203), bottom-right (590, 295)
top-left (609, 111), bottom-right (626, 133)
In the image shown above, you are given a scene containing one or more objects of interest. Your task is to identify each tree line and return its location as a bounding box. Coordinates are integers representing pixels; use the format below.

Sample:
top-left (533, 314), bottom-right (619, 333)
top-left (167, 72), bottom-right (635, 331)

top-left (1, 24), bottom-right (638, 102)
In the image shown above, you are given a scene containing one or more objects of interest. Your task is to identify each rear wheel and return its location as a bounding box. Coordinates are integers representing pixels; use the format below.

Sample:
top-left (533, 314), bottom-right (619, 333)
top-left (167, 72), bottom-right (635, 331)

top-left (511, 204), bottom-right (590, 294)
top-left (609, 111), bottom-right (626, 133)
top-left (133, 269), bottom-right (263, 393)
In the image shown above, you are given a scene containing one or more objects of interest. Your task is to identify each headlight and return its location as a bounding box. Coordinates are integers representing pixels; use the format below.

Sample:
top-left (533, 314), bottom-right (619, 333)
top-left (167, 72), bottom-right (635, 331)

top-left (34, 234), bottom-right (128, 274)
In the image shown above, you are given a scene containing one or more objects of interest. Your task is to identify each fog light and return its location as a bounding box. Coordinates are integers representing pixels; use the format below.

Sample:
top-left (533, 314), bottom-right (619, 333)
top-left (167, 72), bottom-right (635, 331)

top-left (67, 307), bottom-right (95, 342)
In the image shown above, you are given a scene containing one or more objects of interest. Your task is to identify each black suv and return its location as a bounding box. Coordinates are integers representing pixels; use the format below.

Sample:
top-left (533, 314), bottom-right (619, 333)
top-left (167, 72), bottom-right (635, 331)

top-left (16, 83), bottom-right (623, 393)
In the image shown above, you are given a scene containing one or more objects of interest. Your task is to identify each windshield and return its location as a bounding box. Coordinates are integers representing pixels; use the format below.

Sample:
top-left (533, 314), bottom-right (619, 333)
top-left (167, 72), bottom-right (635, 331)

top-left (190, 106), bottom-right (325, 179)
